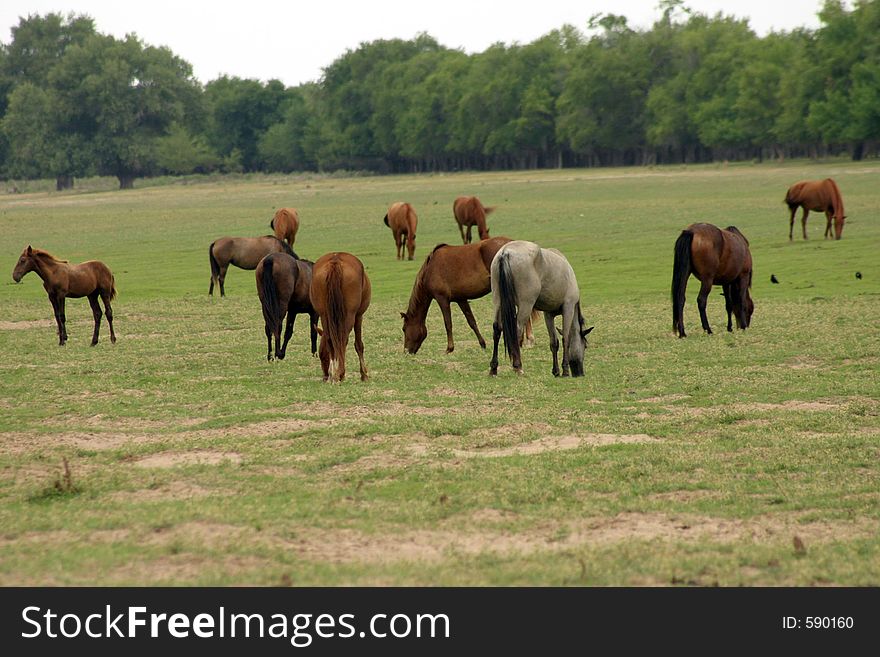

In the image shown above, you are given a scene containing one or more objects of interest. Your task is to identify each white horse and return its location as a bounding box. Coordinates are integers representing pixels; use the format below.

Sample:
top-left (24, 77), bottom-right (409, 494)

top-left (489, 240), bottom-right (592, 377)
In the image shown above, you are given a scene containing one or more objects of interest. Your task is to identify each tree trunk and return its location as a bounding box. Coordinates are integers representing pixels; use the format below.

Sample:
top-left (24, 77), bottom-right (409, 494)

top-left (55, 175), bottom-right (74, 191)
top-left (118, 174), bottom-right (135, 189)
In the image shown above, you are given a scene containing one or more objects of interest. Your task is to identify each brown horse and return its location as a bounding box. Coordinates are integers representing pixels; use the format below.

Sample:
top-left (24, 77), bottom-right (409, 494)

top-left (453, 196), bottom-right (494, 244)
top-left (209, 235), bottom-right (295, 296)
top-left (383, 202), bottom-right (418, 260)
top-left (401, 237), bottom-right (536, 354)
top-left (672, 223), bottom-right (754, 338)
top-left (11, 245), bottom-right (117, 346)
top-left (271, 207), bottom-right (300, 246)
top-left (785, 178), bottom-right (846, 240)
top-left (309, 252), bottom-right (371, 382)
top-left (255, 252), bottom-right (319, 362)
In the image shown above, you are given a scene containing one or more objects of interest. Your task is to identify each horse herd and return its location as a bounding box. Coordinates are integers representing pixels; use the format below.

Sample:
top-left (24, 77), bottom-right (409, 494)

top-left (9, 178), bottom-right (846, 382)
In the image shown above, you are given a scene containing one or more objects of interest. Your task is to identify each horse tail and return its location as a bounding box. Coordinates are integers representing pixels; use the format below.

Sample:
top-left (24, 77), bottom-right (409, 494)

top-left (209, 241), bottom-right (220, 280)
top-left (109, 274), bottom-right (117, 301)
top-left (671, 230), bottom-right (693, 333)
top-left (383, 213), bottom-right (389, 227)
top-left (324, 260), bottom-right (347, 372)
top-left (496, 251), bottom-right (520, 364)
top-left (259, 256), bottom-right (281, 338)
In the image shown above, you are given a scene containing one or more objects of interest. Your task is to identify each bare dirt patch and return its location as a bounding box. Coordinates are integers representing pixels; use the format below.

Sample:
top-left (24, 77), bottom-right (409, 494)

top-left (0, 319), bottom-right (53, 330)
top-left (106, 481), bottom-right (217, 503)
top-left (261, 512), bottom-right (878, 565)
top-left (132, 451), bottom-right (242, 468)
top-left (452, 433), bottom-right (656, 458)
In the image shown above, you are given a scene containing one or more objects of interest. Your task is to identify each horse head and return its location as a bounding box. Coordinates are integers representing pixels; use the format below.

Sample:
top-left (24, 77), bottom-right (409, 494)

top-left (557, 324), bottom-right (593, 377)
top-left (12, 245), bottom-right (35, 283)
top-left (833, 214), bottom-right (846, 240)
top-left (400, 311), bottom-right (427, 354)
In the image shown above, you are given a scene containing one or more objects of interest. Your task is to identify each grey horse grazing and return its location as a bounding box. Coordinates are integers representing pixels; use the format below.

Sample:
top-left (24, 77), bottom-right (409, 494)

top-left (489, 240), bottom-right (593, 377)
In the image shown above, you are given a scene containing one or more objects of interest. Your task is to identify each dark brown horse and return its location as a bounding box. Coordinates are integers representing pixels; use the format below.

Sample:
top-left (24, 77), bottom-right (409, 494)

top-left (672, 223), bottom-right (754, 338)
top-left (255, 252), bottom-right (318, 362)
top-left (785, 178), bottom-right (846, 240)
top-left (209, 235), bottom-right (295, 296)
top-left (383, 202), bottom-right (418, 260)
top-left (453, 196), bottom-right (494, 244)
top-left (271, 207), bottom-right (300, 246)
top-left (11, 245), bottom-right (117, 346)
top-left (309, 252), bottom-right (371, 382)
top-left (401, 237), bottom-right (536, 354)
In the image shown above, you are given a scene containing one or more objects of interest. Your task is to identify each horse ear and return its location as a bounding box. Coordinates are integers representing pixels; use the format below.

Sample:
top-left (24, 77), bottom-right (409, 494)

top-left (26, 245), bottom-right (33, 255)
top-left (400, 312), bottom-right (408, 319)
top-left (581, 326), bottom-right (594, 337)
top-left (556, 326), bottom-right (563, 336)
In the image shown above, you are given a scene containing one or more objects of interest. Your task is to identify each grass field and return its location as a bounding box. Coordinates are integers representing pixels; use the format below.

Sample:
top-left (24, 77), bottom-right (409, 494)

top-left (0, 160), bottom-right (878, 586)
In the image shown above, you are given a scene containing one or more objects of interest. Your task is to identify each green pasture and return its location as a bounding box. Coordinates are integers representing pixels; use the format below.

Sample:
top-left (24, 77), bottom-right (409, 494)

top-left (0, 160), bottom-right (878, 585)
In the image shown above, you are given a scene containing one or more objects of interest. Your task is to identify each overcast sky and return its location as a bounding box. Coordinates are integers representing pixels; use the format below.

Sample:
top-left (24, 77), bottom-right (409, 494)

top-left (1, 1), bottom-right (830, 87)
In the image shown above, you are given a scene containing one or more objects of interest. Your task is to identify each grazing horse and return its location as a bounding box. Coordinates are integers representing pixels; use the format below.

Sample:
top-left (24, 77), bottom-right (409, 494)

top-left (309, 252), bottom-right (371, 382)
top-left (401, 237), bottom-right (536, 354)
top-left (11, 245), bottom-right (117, 346)
top-left (383, 202), bottom-right (418, 260)
top-left (209, 235), bottom-right (295, 296)
top-left (255, 252), bottom-right (319, 362)
top-left (489, 240), bottom-right (592, 377)
top-left (671, 223), bottom-right (754, 338)
top-left (270, 207), bottom-right (300, 247)
top-left (453, 196), bottom-right (494, 244)
top-left (785, 178), bottom-right (846, 240)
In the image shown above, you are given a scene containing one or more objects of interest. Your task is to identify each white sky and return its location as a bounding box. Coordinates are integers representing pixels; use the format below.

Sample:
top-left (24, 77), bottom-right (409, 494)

top-left (1, 1), bottom-right (829, 87)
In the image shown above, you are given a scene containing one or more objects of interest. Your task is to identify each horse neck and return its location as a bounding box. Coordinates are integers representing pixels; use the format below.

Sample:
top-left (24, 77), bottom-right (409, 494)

top-left (476, 213), bottom-right (489, 239)
top-left (29, 253), bottom-right (63, 282)
top-left (406, 266), bottom-right (432, 321)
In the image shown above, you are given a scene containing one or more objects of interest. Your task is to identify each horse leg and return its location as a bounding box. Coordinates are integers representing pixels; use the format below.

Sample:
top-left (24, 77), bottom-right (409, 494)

top-left (57, 296), bottom-right (68, 345)
top-left (264, 319), bottom-right (273, 361)
top-left (824, 211), bottom-right (833, 239)
top-left (279, 311), bottom-right (295, 360)
top-left (722, 283), bottom-right (733, 333)
top-left (697, 279), bottom-right (714, 335)
top-left (88, 293), bottom-right (102, 345)
top-left (489, 314), bottom-right (501, 376)
top-left (560, 305), bottom-right (577, 377)
top-left (309, 312), bottom-right (319, 357)
top-left (513, 301), bottom-right (535, 373)
top-left (457, 300), bottom-right (486, 349)
top-left (101, 293), bottom-right (117, 344)
top-left (544, 312), bottom-right (560, 377)
top-left (524, 314), bottom-right (535, 348)
top-left (801, 208), bottom-right (809, 240)
top-left (437, 297), bottom-right (455, 353)
top-left (219, 264), bottom-right (229, 297)
top-left (458, 222), bottom-right (467, 244)
top-left (395, 231), bottom-right (403, 260)
top-left (354, 312), bottom-right (368, 382)
top-left (465, 225), bottom-right (473, 244)
top-left (49, 295), bottom-right (63, 346)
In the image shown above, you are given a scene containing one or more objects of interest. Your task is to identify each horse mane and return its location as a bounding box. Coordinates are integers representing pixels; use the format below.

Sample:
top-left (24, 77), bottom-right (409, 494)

top-left (724, 225), bottom-right (749, 246)
top-left (31, 248), bottom-right (68, 263)
top-left (825, 178), bottom-right (845, 218)
top-left (268, 236), bottom-right (297, 258)
top-left (405, 245), bottom-right (447, 316)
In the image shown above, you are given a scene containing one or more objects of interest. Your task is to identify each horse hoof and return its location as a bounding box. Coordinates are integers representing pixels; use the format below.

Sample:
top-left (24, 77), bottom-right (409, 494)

top-left (446, 346), bottom-right (454, 354)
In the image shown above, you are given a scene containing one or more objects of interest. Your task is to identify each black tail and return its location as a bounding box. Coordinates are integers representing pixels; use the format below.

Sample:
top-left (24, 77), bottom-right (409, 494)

top-left (497, 252), bottom-right (520, 365)
top-left (259, 256), bottom-right (282, 341)
top-left (383, 213), bottom-right (389, 227)
top-left (209, 241), bottom-right (220, 294)
top-left (671, 230), bottom-right (693, 335)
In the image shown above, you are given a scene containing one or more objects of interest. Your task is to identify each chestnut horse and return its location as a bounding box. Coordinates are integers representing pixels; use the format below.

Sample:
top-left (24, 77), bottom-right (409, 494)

top-left (309, 252), bottom-right (371, 382)
top-left (11, 245), bottom-right (117, 346)
top-left (209, 235), bottom-right (295, 296)
top-left (785, 178), bottom-right (846, 240)
top-left (383, 202), bottom-right (418, 260)
top-left (401, 237), bottom-right (536, 354)
top-left (271, 207), bottom-right (300, 246)
top-left (453, 196), bottom-right (494, 244)
top-left (255, 252), bottom-right (318, 361)
top-left (672, 223), bottom-right (753, 338)
top-left (490, 241), bottom-right (592, 377)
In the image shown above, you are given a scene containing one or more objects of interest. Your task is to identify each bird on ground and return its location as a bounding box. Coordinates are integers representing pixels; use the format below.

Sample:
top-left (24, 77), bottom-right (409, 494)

top-left (856, 271), bottom-right (862, 280)
top-left (770, 274), bottom-right (779, 284)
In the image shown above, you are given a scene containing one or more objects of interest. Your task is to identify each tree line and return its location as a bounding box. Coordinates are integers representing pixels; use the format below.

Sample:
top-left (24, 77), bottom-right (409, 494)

top-left (1, 0), bottom-right (878, 189)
